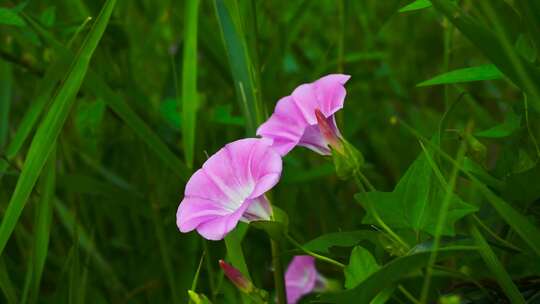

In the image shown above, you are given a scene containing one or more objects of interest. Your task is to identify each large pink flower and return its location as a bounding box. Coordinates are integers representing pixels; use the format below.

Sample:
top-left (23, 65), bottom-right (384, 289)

top-left (177, 138), bottom-right (282, 240)
top-left (257, 74), bottom-right (351, 156)
top-left (285, 256), bottom-right (325, 304)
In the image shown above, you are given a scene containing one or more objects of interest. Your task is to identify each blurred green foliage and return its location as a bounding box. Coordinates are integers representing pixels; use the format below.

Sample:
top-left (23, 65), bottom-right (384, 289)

top-left (1, 0), bottom-right (540, 303)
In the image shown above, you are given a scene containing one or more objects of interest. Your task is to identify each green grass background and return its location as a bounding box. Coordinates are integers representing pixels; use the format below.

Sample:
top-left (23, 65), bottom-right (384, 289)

top-left (1, 0), bottom-right (540, 303)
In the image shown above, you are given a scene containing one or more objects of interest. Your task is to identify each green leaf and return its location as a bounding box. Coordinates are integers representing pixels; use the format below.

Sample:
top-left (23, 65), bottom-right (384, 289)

top-left (25, 16), bottom-right (190, 181)
top-left (321, 247), bottom-right (476, 303)
top-left (181, 0), bottom-right (200, 168)
top-left (344, 246), bottom-right (380, 289)
top-left (0, 0), bottom-right (116, 256)
top-left (469, 224), bottom-right (525, 304)
top-left (29, 150), bottom-right (55, 304)
top-left (39, 6), bottom-right (56, 27)
top-left (213, 0), bottom-right (263, 134)
top-left (303, 230), bottom-right (378, 254)
top-left (0, 256), bottom-right (17, 303)
top-left (0, 59), bottom-right (12, 149)
top-left (475, 110), bottom-right (521, 138)
top-left (0, 7), bottom-right (26, 27)
top-left (358, 151), bottom-right (477, 236)
top-left (430, 0), bottom-right (540, 111)
top-left (399, 0), bottom-right (432, 13)
top-left (417, 64), bottom-right (503, 87)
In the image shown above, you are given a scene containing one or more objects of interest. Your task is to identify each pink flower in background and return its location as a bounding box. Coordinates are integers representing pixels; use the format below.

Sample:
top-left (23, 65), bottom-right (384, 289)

top-left (177, 138), bottom-right (282, 240)
top-left (285, 256), bottom-right (325, 304)
top-left (257, 74), bottom-right (350, 156)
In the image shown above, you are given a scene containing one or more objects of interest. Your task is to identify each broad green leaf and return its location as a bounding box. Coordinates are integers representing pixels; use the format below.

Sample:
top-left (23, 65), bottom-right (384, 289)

top-left (0, 7), bottom-right (26, 27)
top-left (344, 246), bottom-right (380, 289)
top-left (213, 0), bottom-right (263, 134)
top-left (303, 230), bottom-right (378, 254)
top-left (181, 0), bottom-right (199, 168)
top-left (0, 0), bottom-right (116, 256)
top-left (399, 0), bottom-right (432, 13)
top-left (321, 247), bottom-right (476, 303)
top-left (430, 0), bottom-right (540, 112)
top-left (475, 110), bottom-right (521, 138)
top-left (417, 64), bottom-right (503, 87)
top-left (358, 152), bottom-right (477, 236)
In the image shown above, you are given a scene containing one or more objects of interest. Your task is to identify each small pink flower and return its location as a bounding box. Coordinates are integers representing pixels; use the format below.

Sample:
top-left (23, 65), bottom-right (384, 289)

top-left (257, 74), bottom-right (351, 156)
top-left (177, 138), bottom-right (282, 240)
top-left (285, 256), bottom-right (325, 304)
top-left (219, 260), bottom-right (253, 293)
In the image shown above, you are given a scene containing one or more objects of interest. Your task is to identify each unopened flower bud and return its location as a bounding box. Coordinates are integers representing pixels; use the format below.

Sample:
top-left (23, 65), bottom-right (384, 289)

top-left (219, 260), bottom-right (254, 294)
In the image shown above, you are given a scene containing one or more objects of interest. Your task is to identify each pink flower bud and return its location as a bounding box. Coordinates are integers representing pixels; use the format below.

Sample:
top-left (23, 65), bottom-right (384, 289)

top-left (219, 260), bottom-right (253, 294)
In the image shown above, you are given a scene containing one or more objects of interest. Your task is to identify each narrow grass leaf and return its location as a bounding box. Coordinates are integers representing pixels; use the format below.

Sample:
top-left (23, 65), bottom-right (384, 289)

top-left (24, 16), bottom-right (190, 181)
top-left (29, 149), bottom-right (55, 304)
top-left (399, 0), bottom-right (432, 13)
top-left (0, 59), bottom-right (12, 149)
top-left (430, 0), bottom-right (540, 111)
top-left (0, 0), bottom-right (116, 256)
top-left (417, 64), bottom-right (503, 87)
top-left (213, 0), bottom-right (262, 134)
top-left (0, 257), bottom-right (17, 304)
top-left (303, 230), bottom-right (379, 254)
top-left (0, 7), bottom-right (26, 27)
top-left (181, 0), bottom-right (200, 168)
top-left (469, 224), bottom-right (525, 304)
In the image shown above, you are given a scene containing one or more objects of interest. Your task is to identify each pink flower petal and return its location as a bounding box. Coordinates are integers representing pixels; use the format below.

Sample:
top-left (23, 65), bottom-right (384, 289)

top-left (285, 256), bottom-right (319, 304)
top-left (257, 74), bottom-right (350, 156)
top-left (177, 138), bottom-right (282, 240)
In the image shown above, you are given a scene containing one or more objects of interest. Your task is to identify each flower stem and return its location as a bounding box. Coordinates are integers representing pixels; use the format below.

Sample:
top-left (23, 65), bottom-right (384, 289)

top-left (270, 239), bottom-right (286, 304)
top-left (285, 234), bottom-right (345, 268)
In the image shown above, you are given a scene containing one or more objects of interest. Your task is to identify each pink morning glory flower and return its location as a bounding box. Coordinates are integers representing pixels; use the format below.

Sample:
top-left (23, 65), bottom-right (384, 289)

top-left (285, 255), bottom-right (326, 304)
top-left (176, 138), bottom-right (282, 240)
top-left (257, 74), bottom-right (351, 156)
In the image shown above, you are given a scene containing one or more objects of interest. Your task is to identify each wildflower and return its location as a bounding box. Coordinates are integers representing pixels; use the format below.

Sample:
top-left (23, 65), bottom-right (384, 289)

top-left (257, 74), bottom-right (351, 156)
top-left (177, 138), bottom-right (282, 240)
top-left (219, 260), bottom-right (254, 293)
top-left (285, 256), bottom-right (326, 304)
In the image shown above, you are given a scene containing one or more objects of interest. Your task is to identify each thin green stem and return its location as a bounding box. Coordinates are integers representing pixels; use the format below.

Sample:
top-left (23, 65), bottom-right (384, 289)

top-left (472, 215), bottom-right (522, 252)
top-left (420, 132), bottom-right (466, 304)
top-left (285, 234), bottom-right (345, 268)
top-left (398, 285), bottom-right (421, 304)
top-left (271, 239), bottom-right (286, 304)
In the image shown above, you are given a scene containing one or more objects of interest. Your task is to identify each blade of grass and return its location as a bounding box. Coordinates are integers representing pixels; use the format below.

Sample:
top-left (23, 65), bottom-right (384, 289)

top-left (420, 128), bottom-right (467, 303)
top-left (0, 0), bottom-right (116, 256)
top-left (29, 148), bottom-right (55, 304)
top-left (430, 0), bottom-right (540, 111)
top-left (0, 59), bottom-right (12, 150)
top-left (0, 256), bottom-right (17, 304)
top-left (54, 199), bottom-right (124, 293)
top-left (469, 223), bottom-right (525, 304)
top-left (213, 0), bottom-right (263, 134)
top-left (181, 0), bottom-right (200, 169)
top-left (0, 16), bottom-right (92, 181)
top-left (24, 16), bottom-right (190, 181)
top-left (417, 64), bottom-right (503, 87)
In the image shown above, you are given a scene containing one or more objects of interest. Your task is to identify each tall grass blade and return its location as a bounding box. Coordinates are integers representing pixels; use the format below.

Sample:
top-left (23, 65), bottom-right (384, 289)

top-left (0, 257), bottom-right (17, 304)
top-left (0, 59), bottom-right (12, 150)
top-left (469, 224), bottom-right (525, 304)
top-left (24, 17), bottom-right (190, 181)
top-left (417, 64), bottom-right (503, 87)
top-left (29, 149), bottom-right (55, 303)
top-left (181, 0), bottom-right (200, 169)
top-left (213, 0), bottom-right (263, 134)
top-left (0, 0), bottom-right (116, 256)
top-left (430, 0), bottom-right (540, 111)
